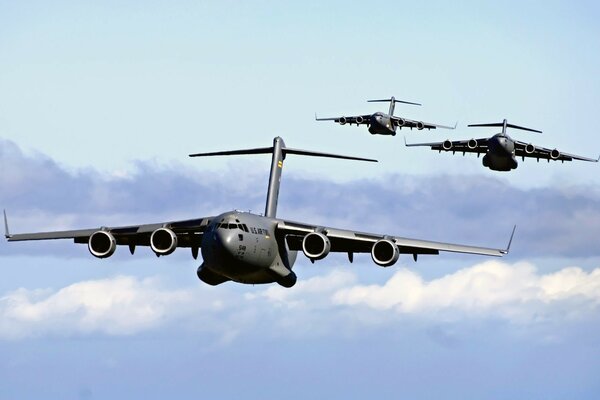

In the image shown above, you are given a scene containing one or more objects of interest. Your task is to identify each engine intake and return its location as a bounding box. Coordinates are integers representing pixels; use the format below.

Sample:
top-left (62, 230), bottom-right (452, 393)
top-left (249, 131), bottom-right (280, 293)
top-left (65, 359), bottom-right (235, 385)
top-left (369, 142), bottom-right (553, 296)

top-left (88, 231), bottom-right (117, 259)
top-left (396, 118), bottom-right (406, 127)
top-left (356, 116), bottom-right (364, 124)
top-left (339, 116), bottom-right (347, 125)
top-left (442, 139), bottom-right (453, 151)
top-left (550, 149), bottom-right (560, 159)
top-left (525, 143), bottom-right (535, 154)
top-left (302, 232), bottom-right (331, 260)
top-left (416, 121), bottom-right (425, 130)
top-left (371, 239), bottom-right (400, 267)
top-left (468, 139), bottom-right (478, 149)
top-left (151, 227), bottom-right (178, 256)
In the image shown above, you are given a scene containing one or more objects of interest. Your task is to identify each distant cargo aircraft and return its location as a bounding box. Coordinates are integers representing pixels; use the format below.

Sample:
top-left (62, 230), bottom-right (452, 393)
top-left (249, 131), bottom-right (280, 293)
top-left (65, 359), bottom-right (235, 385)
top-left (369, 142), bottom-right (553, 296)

top-left (406, 119), bottom-right (599, 171)
top-left (316, 96), bottom-right (455, 136)
top-left (4, 138), bottom-right (513, 288)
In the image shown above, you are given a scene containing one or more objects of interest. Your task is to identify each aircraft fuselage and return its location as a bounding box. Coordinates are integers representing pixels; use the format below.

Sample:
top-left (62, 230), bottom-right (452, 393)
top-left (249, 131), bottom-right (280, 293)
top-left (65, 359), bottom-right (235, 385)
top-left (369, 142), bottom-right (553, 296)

top-left (199, 211), bottom-right (298, 286)
top-left (368, 113), bottom-right (396, 135)
top-left (483, 133), bottom-right (518, 171)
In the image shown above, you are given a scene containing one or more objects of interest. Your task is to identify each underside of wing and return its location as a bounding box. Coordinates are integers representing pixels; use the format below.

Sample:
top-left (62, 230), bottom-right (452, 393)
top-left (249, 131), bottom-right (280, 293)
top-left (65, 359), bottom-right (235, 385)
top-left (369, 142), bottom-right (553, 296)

top-left (316, 114), bottom-right (371, 125)
top-left (405, 138), bottom-right (489, 154)
top-left (6, 215), bottom-right (214, 258)
top-left (395, 117), bottom-right (456, 131)
top-left (514, 141), bottom-right (599, 163)
top-left (277, 219), bottom-right (513, 266)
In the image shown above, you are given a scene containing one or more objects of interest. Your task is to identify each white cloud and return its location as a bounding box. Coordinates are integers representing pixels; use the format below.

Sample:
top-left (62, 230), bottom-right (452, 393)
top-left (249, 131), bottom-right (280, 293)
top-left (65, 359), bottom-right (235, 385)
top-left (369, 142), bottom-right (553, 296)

top-left (0, 276), bottom-right (193, 339)
top-left (333, 261), bottom-right (600, 323)
top-left (1, 262), bottom-right (599, 340)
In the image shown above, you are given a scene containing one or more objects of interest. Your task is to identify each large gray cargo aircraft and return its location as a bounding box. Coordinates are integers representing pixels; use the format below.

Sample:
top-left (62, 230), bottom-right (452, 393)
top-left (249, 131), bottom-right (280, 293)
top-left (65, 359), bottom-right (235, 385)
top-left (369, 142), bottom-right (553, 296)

top-left (4, 137), bottom-right (514, 288)
top-left (315, 96), bottom-right (455, 136)
top-left (406, 119), bottom-right (599, 171)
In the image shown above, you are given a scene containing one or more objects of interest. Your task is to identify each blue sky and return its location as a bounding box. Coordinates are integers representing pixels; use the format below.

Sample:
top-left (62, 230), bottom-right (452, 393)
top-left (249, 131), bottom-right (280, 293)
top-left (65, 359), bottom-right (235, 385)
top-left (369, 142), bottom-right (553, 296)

top-left (2, 1), bottom-right (600, 399)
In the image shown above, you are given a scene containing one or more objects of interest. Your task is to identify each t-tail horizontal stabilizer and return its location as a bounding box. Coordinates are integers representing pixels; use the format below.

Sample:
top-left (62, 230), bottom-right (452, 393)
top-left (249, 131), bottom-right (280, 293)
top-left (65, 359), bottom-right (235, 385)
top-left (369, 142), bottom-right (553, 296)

top-left (189, 137), bottom-right (377, 219)
top-left (468, 119), bottom-right (542, 134)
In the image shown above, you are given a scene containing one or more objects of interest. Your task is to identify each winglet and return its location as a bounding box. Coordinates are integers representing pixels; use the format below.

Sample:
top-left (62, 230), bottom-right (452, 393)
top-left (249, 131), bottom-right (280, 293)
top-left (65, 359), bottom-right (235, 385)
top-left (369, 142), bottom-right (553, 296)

top-left (453, 121), bottom-right (458, 129)
top-left (403, 136), bottom-right (408, 146)
top-left (501, 225), bottom-right (516, 254)
top-left (4, 209), bottom-right (11, 239)
top-left (314, 112), bottom-right (318, 120)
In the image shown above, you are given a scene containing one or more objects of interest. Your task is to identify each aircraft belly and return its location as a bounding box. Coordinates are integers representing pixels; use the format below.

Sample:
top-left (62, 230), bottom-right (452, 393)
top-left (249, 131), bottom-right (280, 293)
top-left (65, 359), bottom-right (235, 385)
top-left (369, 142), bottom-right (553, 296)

top-left (486, 152), bottom-right (517, 171)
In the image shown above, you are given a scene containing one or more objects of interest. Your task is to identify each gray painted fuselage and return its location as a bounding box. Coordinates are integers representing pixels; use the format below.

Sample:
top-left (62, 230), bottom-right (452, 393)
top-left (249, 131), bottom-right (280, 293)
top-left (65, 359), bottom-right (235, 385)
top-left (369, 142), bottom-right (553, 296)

top-left (199, 211), bottom-right (298, 286)
top-left (483, 133), bottom-right (518, 171)
top-left (368, 112), bottom-right (396, 135)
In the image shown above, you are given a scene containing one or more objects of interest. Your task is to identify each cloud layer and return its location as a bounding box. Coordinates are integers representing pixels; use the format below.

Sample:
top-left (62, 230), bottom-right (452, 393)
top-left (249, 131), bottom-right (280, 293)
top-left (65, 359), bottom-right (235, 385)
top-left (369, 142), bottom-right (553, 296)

top-left (2, 261), bottom-right (598, 340)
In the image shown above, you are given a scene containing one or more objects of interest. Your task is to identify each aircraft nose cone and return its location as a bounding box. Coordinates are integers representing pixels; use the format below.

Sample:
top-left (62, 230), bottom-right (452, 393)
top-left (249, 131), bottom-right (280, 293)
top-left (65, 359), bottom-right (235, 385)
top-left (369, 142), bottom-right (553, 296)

top-left (215, 229), bottom-right (236, 248)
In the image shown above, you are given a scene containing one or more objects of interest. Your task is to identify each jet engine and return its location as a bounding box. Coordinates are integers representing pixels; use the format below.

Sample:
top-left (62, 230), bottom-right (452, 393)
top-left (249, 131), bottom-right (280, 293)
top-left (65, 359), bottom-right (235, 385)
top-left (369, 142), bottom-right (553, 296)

top-left (302, 232), bottom-right (331, 260)
top-left (371, 239), bottom-right (399, 267)
top-left (550, 149), bottom-right (560, 160)
top-left (442, 139), bottom-right (453, 151)
top-left (88, 230), bottom-right (117, 259)
top-left (468, 139), bottom-right (478, 149)
top-left (150, 227), bottom-right (178, 256)
top-left (525, 143), bottom-right (535, 154)
top-left (416, 121), bottom-right (425, 130)
top-left (396, 118), bottom-right (406, 127)
top-left (356, 116), bottom-right (364, 124)
top-left (339, 117), bottom-right (347, 125)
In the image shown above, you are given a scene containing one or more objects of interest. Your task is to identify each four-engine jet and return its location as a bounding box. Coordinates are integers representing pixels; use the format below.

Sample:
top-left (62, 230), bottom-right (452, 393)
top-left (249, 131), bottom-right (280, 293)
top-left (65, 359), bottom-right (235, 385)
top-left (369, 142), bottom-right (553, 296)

top-left (4, 137), bottom-right (514, 288)
top-left (315, 96), bottom-right (456, 136)
top-left (405, 119), bottom-right (599, 171)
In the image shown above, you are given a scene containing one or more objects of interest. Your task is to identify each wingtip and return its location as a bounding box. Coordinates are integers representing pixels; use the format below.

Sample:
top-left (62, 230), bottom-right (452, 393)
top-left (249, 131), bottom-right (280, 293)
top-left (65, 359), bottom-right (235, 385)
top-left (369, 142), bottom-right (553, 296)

top-left (3, 209), bottom-right (11, 239)
top-left (502, 225), bottom-right (517, 254)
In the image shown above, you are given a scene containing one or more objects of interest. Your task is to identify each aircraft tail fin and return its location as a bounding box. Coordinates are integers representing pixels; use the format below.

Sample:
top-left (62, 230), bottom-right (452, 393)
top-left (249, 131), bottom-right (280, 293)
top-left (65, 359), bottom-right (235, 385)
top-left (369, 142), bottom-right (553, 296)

top-left (368, 96), bottom-right (421, 117)
top-left (468, 119), bottom-right (542, 134)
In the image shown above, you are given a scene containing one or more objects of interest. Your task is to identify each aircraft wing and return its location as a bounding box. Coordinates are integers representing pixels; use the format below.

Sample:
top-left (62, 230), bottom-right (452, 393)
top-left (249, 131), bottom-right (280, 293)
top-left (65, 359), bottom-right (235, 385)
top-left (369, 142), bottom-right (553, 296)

top-left (393, 116), bottom-right (456, 130)
top-left (315, 114), bottom-right (372, 125)
top-left (277, 219), bottom-right (514, 259)
top-left (4, 211), bottom-right (213, 256)
top-left (513, 140), bottom-right (600, 163)
top-left (405, 138), bottom-right (489, 154)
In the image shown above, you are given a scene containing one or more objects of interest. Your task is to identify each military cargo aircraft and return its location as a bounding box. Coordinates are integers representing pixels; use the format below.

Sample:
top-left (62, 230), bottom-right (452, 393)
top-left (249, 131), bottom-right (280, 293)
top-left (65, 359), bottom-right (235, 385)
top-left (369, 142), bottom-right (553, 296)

top-left (405, 119), bottom-right (599, 171)
top-left (4, 137), bottom-right (514, 288)
top-left (315, 96), bottom-right (456, 136)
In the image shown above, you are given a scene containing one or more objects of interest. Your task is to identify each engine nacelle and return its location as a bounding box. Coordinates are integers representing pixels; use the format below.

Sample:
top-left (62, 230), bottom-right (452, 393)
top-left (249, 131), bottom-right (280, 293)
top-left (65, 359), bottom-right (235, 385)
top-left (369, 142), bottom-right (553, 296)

top-left (550, 149), bottom-right (560, 159)
top-left (302, 232), bottom-right (331, 260)
top-left (442, 139), bottom-right (453, 151)
top-left (151, 227), bottom-right (178, 256)
top-left (371, 239), bottom-right (400, 267)
top-left (355, 116), bottom-right (364, 124)
top-left (339, 116), bottom-right (347, 125)
top-left (396, 118), bottom-right (406, 127)
top-left (88, 230), bottom-right (117, 259)
top-left (525, 143), bottom-right (535, 154)
top-left (416, 121), bottom-right (425, 130)
top-left (468, 139), bottom-right (478, 149)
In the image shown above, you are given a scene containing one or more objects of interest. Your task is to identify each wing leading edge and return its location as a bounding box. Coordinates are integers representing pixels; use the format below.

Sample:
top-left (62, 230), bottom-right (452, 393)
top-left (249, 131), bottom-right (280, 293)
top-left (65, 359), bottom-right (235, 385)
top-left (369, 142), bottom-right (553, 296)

top-left (4, 214), bottom-right (212, 250)
top-left (278, 219), bottom-right (515, 258)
